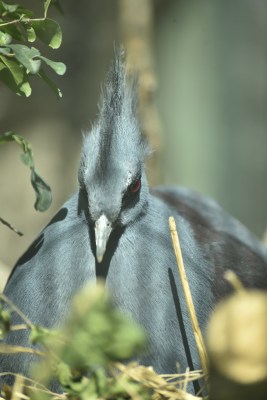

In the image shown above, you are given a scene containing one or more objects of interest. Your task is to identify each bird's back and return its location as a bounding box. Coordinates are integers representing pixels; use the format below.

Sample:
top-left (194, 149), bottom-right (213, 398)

top-left (152, 185), bottom-right (267, 297)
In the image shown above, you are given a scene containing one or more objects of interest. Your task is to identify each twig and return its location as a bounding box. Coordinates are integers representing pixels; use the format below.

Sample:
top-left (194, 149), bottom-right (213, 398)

top-left (169, 216), bottom-right (209, 378)
top-left (10, 324), bottom-right (28, 331)
top-left (11, 375), bottom-right (24, 400)
top-left (0, 217), bottom-right (23, 236)
top-left (0, 343), bottom-right (44, 357)
top-left (0, 17), bottom-right (46, 28)
top-left (0, 372), bottom-right (65, 399)
top-left (0, 293), bottom-right (33, 329)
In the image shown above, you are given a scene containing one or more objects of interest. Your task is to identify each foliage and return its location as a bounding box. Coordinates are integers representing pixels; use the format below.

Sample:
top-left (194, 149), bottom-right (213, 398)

top-left (0, 132), bottom-right (52, 214)
top-left (0, 283), bottom-right (204, 399)
top-left (0, 1), bottom-right (64, 231)
top-left (0, 283), bottom-right (150, 399)
top-left (0, 0), bottom-right (66, 98)
top-left (33, 284), bottom-right (148, 398)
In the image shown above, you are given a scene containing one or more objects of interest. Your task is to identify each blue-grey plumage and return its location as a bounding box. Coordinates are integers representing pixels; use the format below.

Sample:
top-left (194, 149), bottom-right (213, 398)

top-left (1, 50), bottom-right (267, 394)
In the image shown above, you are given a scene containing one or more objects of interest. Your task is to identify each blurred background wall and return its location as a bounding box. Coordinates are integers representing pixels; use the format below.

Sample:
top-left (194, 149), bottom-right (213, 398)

top-left (1, 0), bottom-right (267, 288)
top-left (156, 0), bottom-right (267, 238)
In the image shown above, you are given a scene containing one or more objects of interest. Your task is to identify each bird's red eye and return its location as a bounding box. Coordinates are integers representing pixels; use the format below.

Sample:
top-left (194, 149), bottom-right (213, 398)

top-left (130, 178), bottom-right (141, 193)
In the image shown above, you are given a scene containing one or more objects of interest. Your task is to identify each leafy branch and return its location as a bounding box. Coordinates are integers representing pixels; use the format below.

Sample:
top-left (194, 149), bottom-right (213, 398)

top-left (0, 132), bottom-right (52, 214)
top-left (0, 1), bottom-right (64, 233)
top-left (0, 0), bottom-right (66, 98)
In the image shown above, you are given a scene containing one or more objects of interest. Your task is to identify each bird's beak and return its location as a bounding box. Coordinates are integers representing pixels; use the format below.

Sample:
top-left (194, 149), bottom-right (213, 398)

top-left (94, 214), bottom-right (112, 263)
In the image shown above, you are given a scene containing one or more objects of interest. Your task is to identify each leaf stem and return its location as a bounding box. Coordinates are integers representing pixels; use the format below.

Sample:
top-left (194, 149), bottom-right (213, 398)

top-left (0, 216), bottom-right (23, 236)
top-left (0, 17), bottom-right (46, 28)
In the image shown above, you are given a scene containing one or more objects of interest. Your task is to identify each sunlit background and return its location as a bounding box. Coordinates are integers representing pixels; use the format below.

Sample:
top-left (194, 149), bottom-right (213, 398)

top-left (1, 0), bottom-right (267, 281)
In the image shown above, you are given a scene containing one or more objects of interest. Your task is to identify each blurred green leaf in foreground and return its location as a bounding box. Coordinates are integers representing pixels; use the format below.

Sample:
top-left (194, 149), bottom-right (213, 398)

top-left (35, 283), bottom-right (147, 395)
top-left (0, 282), bottom-right (204, 399)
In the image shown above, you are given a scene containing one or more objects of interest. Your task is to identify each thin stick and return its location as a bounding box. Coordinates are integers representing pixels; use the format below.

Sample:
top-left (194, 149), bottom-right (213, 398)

top-left (10, 375), bottom-right (24, 400)
top-left (169, 216), bottom-right (209, 378)
top-left (0, 217), bottom-right (23, 236)
top-left (0, 293), bottom-right (33, 329)
top-left (0, 343), bottom-right (45, 357)
top-left (10, 324), bottom-right (28, 331)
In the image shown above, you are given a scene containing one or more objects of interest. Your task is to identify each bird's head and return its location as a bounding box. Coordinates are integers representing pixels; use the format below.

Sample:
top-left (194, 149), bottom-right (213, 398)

top-left (78, 50), bottom-right (150, 263)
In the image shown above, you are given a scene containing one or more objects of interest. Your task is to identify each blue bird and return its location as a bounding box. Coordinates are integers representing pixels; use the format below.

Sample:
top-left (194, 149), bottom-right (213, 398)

top-left (1, 50), bottom-right (267, 394)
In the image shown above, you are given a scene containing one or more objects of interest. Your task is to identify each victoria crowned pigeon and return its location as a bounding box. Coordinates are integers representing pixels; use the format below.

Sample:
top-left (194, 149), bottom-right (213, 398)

top-left (1, 51), bottom-right (267, 394)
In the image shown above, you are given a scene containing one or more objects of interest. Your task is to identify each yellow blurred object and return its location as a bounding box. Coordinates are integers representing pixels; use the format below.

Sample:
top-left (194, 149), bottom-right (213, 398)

top-left (0, 260), bottom-right (9, 293)
top-left (207, 290), bottom-right (267, 399)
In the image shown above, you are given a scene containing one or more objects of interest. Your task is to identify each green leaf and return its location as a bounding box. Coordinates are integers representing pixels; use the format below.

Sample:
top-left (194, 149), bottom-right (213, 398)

top-left (0, 55), bottom-right (31, 96)
top-left (0, 31), bottom-right (12, 45)
top-left (1, 55), bottom-right (24, 85)
top-left (0, 131), bottom-right (34, 153)
top-left (0, 60), bottom-right (21, 94)
top-left (0, 47), bottom-right (10, 55)
top-left (15, 6), bottom-right (34, 19)
top-left (39, 55), bottom-right (66, 75)
top-left (19, 79), bottom-right (31, 96)
top-left (38, 68), bottom-right (62, 98)
top-left (0, 2), bottom-right (19, 14)
top-left (32, 18), bottom-right (62, 49)
top-left (55, 284), bottom-right (146, 370)
top-left (30, 325), bottom-right (59, 346)
top-left (0, 132), bottom-right (52, 212)
top-left (26, 26), bottom-right (36, 43)
top-left (0, 60), bottom-right (5, 71)
top-left (0, 305), bottom-right (10, 340)
top-left (0, 24), bottom-right (24, 42)
top-left (31, 169), bottom-right (52, 212)
top-left (7, 44), bottom-right (41, 74)
top-left (20, 151), bottom-right (34, 168)
top-left (56, 362), bottom-right (74, 387)
top-left (0, 3), bottom-right (33, 19)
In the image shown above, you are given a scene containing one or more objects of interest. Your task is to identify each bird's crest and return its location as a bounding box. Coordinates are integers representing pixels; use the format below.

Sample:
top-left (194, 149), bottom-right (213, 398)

top-left (79, 48), bottom-right (150, 189)
top-left (98, 47), bottom-right (135, 120)
top-left (96, 48), bottom-right (142, 158)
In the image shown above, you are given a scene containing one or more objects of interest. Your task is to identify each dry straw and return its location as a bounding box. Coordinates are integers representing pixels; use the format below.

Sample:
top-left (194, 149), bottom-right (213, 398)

top-left (168, 216), bottom-right (209, 379)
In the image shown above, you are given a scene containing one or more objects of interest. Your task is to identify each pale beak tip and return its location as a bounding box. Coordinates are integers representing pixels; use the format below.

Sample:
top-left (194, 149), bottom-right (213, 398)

top-left (96, 253), bottom-right (104, 263)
